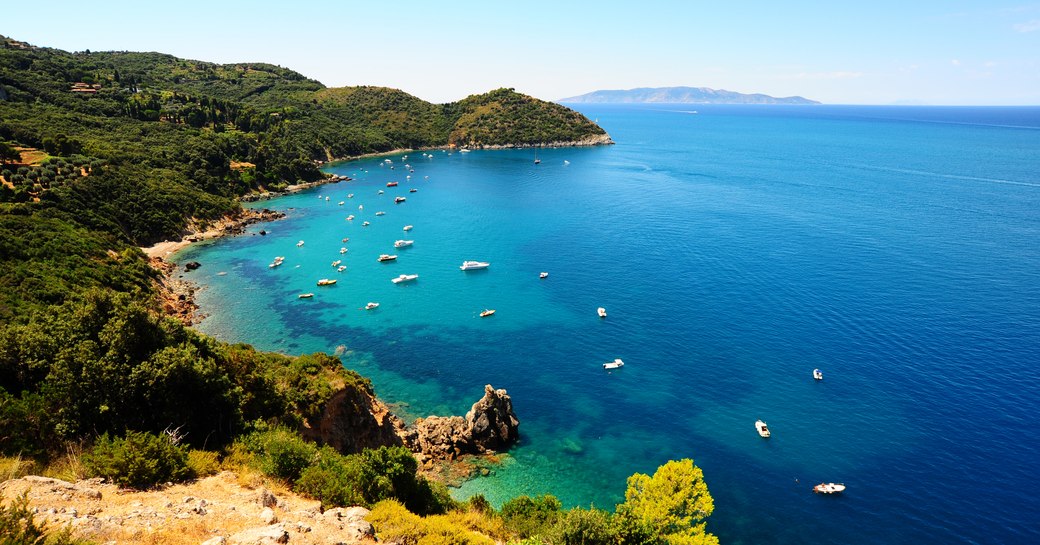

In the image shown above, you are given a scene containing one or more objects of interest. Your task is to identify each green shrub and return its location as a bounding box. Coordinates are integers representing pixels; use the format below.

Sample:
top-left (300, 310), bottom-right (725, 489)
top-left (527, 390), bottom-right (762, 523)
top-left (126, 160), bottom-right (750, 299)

top-left (545, 507), bottom-right (615, 545)
top-left (501, 494), bottom-right (562, 540)
top-left (241, 426), bottom-right (317, 482)
top-left (186, 449), bottom-right (221, 478)
top-left (82, 430), bottom-right (192, 489)
top-left (367, 499), bottom-right (494, 545)
top-left (295, 445), bottom-right (370, 509)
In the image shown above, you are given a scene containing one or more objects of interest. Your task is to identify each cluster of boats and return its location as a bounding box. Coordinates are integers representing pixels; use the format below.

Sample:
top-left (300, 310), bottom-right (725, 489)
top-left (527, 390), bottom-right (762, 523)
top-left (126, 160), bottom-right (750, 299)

top-left (757, 369), bottom-right (842, 495)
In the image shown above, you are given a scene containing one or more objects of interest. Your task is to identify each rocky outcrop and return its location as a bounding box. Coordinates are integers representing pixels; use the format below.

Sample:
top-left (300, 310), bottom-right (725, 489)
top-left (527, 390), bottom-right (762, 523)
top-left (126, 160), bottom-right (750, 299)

top-left (465, 133), bottom-right (614, 150)
top-left (404, 384), bottom-right (519, 460)
top-left (303, 382), bottom-right (407, 454)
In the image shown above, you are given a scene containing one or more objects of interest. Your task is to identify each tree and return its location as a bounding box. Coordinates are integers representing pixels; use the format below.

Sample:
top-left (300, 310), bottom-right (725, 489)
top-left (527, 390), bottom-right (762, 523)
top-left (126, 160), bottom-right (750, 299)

top-left (615, 459), bottom-right (718, 545)
top-left (0, 141), bottom-right (20, 164)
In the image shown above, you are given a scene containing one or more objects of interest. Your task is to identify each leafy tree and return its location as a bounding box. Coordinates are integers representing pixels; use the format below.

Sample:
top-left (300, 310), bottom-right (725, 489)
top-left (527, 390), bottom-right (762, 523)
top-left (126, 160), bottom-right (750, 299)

top-left (82, 430), bottom-right (193, 489)
top-left (614, 459), bottom-right (718, 545)
top-left (501, 494), bottom-right (563, 539)
top-left (0, 141), bottom-right (19, 163)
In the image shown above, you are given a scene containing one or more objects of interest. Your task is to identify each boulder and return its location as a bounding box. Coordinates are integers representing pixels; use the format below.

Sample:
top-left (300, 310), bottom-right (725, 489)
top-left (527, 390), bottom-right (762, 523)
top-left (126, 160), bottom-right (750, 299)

top-left (228, 523), bottom-right (289, 545)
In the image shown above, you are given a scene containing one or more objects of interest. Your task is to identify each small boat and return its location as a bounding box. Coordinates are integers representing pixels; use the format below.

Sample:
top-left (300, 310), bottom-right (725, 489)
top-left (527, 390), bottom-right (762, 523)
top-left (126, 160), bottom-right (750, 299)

top-left (391, 274), bottom-right (419, 284)
top-left (362, 221), bottom-right (370, 227)
top-left (480, 309), bottom-right (496, 317)
top-left (331, 259), bottom-right (342, 267)
top-left (337, 265), bottom-right (346, 272)
top-left (813, 483), bottom-right (846, 494)
top-left (409, 188), bottom-right (417, 193)
top-left (603, 358), bottom-right (624, 370)
top-left (395, 197), bottom-right (406, 203)
top-left (534, 158), bottom-right (541, 164)
top-left (378, 190), bottom-right (385, 194)
top-left (597, 307), bottom-right (607, 318)
top-left (460, 148), bottom-right (471, 153)
top-left (296, 240), bottom-right (305, 247)
top-left (340, 247), bottom-right (348, 254)
top-left (269, 261), bottom-right (283, 269)
top-left (317, 278), bottom-right (337, 286)
top-left (387, 181), bottom-right (398, 187)
top-left (813, 368), bottom-right (824, 380)
top-left (540, 272), bottom-right (549, 279)
top-left (394, 240), bottom-right (414, 248)
top-left (365, 302), bottom-right (380, 310)
top-left (375, 211), bottom-right (386, 216)
top-left (342, 238), bottom-right (350, 242)
top-left (359, 205), bottom-right (364, 210)
top-left (338, 201), bottom-right (345, 206)
top-left (403, 225), bottom-right (414, 231)
top-left (347, 193), bottom-right (354, 198)
top-left (755, 420), bottom-right (771, 438)
top-left (346, 215), bottom-right (355, 221)
top-left (378, 254), bottom-right (398, 262)
top-left (460, 260), bottom-right (490, 271)
top-left (325, 196), bottom-right (330, 201)
top-left (298, 293), bottom-right (314, 299)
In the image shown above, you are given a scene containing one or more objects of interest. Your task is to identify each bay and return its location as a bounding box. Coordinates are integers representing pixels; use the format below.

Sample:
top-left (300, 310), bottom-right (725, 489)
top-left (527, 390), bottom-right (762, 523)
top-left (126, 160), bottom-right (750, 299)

top-left (176, 104), bottom-right (1040, 545)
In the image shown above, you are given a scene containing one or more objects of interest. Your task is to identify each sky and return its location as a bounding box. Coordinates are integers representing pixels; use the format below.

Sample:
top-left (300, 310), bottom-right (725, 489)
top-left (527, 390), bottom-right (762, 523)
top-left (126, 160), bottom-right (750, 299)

top-left (4, 1), bottom-right (1039, 105)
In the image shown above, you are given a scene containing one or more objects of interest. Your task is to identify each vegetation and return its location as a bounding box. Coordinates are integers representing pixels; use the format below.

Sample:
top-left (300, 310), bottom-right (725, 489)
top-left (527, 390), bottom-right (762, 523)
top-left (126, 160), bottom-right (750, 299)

top-left (0, 492), bottom-right (93, 545)
top-left (0, 34), bottom-right (719, 545)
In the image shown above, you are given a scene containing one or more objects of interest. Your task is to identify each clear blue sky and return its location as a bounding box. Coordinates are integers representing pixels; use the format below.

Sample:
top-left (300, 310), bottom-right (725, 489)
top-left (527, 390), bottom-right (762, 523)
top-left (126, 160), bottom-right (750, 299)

top-left (5, 1), bottom-right (1039, 105)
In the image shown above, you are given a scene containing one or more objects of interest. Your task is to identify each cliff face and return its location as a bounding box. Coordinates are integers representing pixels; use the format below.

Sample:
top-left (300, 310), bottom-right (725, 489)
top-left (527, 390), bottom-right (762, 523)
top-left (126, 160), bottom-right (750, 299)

top-left (302, 381), bottom-right (407, 454)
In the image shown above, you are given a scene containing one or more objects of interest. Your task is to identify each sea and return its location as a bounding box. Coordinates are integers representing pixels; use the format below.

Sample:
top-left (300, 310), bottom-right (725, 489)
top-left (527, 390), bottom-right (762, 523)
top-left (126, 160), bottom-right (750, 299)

top-left (174, 104), bottom-right (1040, 545)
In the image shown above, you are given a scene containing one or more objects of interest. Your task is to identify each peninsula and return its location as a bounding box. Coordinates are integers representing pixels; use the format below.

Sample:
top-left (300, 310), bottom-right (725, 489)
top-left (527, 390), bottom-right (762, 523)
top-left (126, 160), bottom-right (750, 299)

top-left (560, 85), bottom-right (820, 104)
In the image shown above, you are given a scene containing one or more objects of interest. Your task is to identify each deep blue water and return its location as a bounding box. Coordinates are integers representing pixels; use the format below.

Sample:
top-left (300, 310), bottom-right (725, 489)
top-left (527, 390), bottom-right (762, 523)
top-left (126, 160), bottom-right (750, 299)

top-left (176, 104), bottom-right (1040, 545)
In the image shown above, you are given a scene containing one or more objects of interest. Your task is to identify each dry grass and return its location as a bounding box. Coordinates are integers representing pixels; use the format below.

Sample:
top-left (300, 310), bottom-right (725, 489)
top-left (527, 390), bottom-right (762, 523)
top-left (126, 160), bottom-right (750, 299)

top-left (230, 160), bottom-right (255, 170)
top-left (41, 444), bottom-right (86, 483)
top-left (15, 146), bottom-right (48, 166)
top-left (0, 456), bottom-right (38, 481)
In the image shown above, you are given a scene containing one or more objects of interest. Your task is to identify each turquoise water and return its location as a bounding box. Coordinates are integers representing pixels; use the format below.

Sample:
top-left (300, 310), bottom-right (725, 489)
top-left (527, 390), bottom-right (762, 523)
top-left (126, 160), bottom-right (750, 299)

top-left (176, 105), bottom-right (1040, 545)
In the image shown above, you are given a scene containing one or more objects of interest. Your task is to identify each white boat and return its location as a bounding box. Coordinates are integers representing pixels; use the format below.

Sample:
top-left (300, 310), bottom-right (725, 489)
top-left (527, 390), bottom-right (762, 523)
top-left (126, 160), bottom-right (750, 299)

top-left (403, 225), bottom-right (413, 231)
top-left (375, 211), bottom-right (386, 216)
top-left (331, 259), bottom-right (342, 267)
top-left (394, 197), bottom-right (406, 203)
top-left (298, 293), bottom-right (314, 299)
top-left (362, 221), bottom-right (370, 227)
top-left (378, 254), bottom-right (398, 262)
top-left (346, 215), bottom-right (355, 221)
top-left (337, 265), bottom-right (346, 272)
top-left (340, 247), bottom-right (348, 254)
top-left (603, 358), bottom-right (624, 370)
top-left (378, 190), bottom-right (384, 194)
top-left (365, 302), bottom-right (380, 310)
top-left (391, 274), bottom-right (419, 284)
top-left (460, 260), bottom-right (490, 270)
top-left (338, 201), bottom-right (345, 206)
top-left (597, 307), bottom-right (607, 318)
top-left (540, 272), bottom-right (549, 279)
top-left (480, 309), bottom-right (496, 317)
top-left (813, 368), bottom-right (824, 380)
top-left (755, 420), bottom-right (771, 438)
top-left (394, 240), bottom-right (414, 248)
top-left (317, 278), bottom-right (337, 286)
top-left (813, 483), bottom-right (846, 494)
top-left (296, 240), bottom-right (305, 247)
top-left (348, 193), bottom-right (354, 198)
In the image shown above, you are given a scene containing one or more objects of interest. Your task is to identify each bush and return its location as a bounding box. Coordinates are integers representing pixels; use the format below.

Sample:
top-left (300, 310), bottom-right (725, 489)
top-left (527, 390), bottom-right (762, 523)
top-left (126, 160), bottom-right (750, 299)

top-left (240, 426), bottom-right (317, 482)
top-left (82, 430), bottom-right (192, 489)
top-left (367, 499), bottom-right (494, 545)
top-left (545, 507), bottom-right (615, 545)
top-left (501, 494), bottom-right (562, 539)
top-left (295, 445), bottom-right (370, 509)
top-left (186, 449), bottom-right (221, 478)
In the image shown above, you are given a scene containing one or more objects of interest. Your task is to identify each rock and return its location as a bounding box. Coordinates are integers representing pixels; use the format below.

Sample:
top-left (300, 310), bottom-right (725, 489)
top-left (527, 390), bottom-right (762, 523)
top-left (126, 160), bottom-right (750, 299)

top-left (259, 230), bottom-right (266, 236)
top-left (302, 381), bottom-right (407, 454)
top-left (405, 384), bottom-right (519, 460)
top-left (259, 507), bottom-right (278, 524)
top-left (184, 261), bottom-right (201, 271)
top-left (228, 524), bottom-right (289, 545)
top-left (259, 488), bottom-right (278, 509)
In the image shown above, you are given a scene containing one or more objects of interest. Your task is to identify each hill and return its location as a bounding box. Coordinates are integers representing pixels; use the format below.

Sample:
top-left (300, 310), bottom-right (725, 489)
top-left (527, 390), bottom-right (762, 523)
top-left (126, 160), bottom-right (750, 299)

top-left (560, 86), bottom-right (820, 104)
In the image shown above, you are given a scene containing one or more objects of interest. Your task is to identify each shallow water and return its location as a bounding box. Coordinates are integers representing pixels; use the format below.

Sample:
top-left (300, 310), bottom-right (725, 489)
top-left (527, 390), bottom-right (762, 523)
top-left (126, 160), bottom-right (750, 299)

top-left (178, 104), bottom-right (1040, 545)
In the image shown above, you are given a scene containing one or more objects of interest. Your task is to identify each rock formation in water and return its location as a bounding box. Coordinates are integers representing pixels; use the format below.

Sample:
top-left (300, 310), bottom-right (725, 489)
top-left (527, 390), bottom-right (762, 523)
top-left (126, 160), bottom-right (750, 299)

top-left (403, 384), bottom-right (520, 460)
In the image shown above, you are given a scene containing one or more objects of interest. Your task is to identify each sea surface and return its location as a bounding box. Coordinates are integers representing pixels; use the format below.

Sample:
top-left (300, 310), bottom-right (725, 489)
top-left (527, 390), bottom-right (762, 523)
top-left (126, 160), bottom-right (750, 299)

top-left (175, 104), bottom-right (1040, 545)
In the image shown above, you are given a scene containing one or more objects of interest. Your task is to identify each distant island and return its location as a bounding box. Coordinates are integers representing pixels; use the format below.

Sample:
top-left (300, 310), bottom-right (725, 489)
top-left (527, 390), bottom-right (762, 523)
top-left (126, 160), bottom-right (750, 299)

top-left (559, 86), bottom-right (820, 105)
